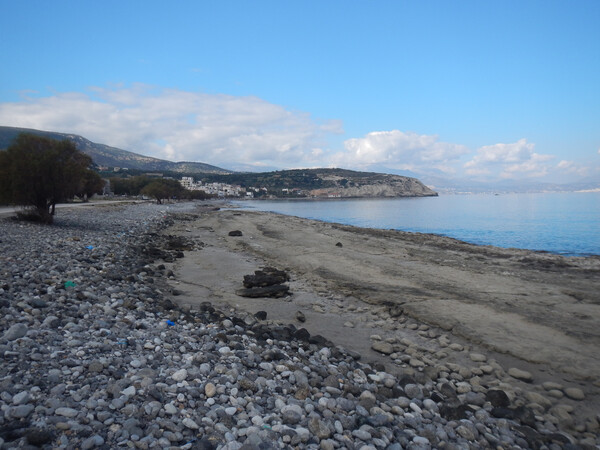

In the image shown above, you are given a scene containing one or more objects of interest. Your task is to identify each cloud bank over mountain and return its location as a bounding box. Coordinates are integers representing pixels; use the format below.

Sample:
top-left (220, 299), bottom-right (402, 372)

top-left (0, 85), bottom-right (341, 170)
top-left (0, 85), bottom-right (597, 184)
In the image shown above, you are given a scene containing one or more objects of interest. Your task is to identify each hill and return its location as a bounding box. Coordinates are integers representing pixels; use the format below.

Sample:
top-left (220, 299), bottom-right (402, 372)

top-left (0, 126), bottom-right (230, 174)
top-left (199, 168), bottom-right (437, 198)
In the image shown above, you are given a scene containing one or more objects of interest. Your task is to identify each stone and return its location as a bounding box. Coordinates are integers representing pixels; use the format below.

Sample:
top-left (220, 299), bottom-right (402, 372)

top-left (486, 389), bottom-right (510, 407)
top-left (308, 418), bottom-right (331, 439)
top-left (371, 341), bottom-right (394, 355)
top-left (508, 367), bottom-right (533, 382)
top-left (42, 315), bottom-right (60, 328)
top-left (172, 368), bottom-right (188, 382)
top-left (359, 390), bottom-right (377, 409)
top-left (282, 404), bottom-right (303, 424)
top-left (542, 381), bottom-right (563, 391)
top-left (81, 435), bottom-right (104, 449)
top-left (524, 391), bottom-right (552, 409)
top-left (12, 390), bottom-right (31, 405)
top-left (122, 386), bottom-right (136, 396)
top-left (88, 360), bottom-right (104, 373)
top-left (469, 353), bottom-right (486, 362)
top-left (295, 311), bottom-right (306, 322)
top-left (182, 418), bottom-right (200, 429)
top-left (352, 429), bottom-right (372, 441)
top-left (55, 407), bottom-right (79, 418)
top-left (25, 428), bottom-right (54, 446)
top-left (564, 387), bottom-right (585, 400)
top-left (2, 323), bottom-right (28, 341)
top-left (254, 311), bottom-right (268, 320)
top-left (228, 230), bottom-right (243, 236)
top-left (164, 403), bottom-right (178, 415)
top-left (404, 384), bottom-right (423, 399)
top-left (413, 436), bottom-right (430, 445)
top-left (409, 358), bottom-right (425, 367)
top-left (10, 404), bottom-right (35, 418)
top-left (456, 425), bottom-right (476, 441)
top-left (205, 382), bottom-right (217, 398)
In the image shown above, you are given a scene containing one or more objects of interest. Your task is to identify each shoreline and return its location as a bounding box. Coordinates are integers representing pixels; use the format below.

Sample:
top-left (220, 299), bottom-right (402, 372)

top-left (166, 204), bottom-right (600, 439)
top-left (234, 192), bottom-right (600, 258)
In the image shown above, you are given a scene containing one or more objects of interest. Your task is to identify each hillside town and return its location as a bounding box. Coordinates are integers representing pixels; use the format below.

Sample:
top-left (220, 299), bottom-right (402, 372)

top-left (180, 176), bottom-right (264, 198)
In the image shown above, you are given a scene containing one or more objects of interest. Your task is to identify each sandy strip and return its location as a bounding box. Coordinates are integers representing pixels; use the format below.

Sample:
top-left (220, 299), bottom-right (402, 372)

top-left (165, 205), bottom-right (600, 421)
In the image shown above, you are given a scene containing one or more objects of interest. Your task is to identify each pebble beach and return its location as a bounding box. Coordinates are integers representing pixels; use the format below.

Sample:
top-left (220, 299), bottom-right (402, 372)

top-left (1, 201), bottom-right (598, 449)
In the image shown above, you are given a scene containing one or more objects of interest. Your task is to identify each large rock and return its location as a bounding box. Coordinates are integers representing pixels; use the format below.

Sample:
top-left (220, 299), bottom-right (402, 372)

top-left (243, 267), bottom-right (289, 288)
top-left (238, 267), bottom-right (291, 298)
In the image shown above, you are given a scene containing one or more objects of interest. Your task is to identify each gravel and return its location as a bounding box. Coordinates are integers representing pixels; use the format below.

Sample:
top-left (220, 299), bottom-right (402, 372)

top-left (0, 201), bottom-right (597, 449)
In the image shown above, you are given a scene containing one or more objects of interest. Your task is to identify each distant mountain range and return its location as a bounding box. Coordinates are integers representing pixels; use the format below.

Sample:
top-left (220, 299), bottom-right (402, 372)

top-left (0, 126), bottom-right (231, 174)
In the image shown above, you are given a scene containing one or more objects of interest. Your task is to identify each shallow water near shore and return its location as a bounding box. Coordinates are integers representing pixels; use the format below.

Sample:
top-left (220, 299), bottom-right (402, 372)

top-left (235, 191), bottom-right (600, 256)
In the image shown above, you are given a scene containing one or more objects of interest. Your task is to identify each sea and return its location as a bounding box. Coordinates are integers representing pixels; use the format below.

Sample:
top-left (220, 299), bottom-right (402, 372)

top-left (234, 192), bottom-right (600, 257)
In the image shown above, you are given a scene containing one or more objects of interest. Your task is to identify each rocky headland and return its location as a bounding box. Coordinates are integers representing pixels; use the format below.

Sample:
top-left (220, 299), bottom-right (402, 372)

top-left (0, 202), bottom-right (598, 449)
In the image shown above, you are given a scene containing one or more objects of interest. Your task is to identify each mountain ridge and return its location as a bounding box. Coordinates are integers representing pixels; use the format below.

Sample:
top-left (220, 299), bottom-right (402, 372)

top-left (0, 126), bottom-right (231, 174)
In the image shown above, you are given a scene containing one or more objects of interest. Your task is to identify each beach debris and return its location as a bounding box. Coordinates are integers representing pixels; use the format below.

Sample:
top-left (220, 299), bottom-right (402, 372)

top-left (228, 230), bottom-right (243, 236)
top-left (295, 310), bottom-right (306, 322)
top-left (237, 267), bottom-right (291, 298)
top-left (64, 280), bottom-right (76, 288)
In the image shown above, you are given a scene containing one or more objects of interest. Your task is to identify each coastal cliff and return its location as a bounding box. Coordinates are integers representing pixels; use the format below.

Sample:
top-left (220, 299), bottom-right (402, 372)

top-left (309, 173), bottom-right (437, 198)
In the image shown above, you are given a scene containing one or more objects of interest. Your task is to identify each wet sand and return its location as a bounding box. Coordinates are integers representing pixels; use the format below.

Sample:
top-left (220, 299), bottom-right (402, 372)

top-left (165, 205), bottom-right (600, 426)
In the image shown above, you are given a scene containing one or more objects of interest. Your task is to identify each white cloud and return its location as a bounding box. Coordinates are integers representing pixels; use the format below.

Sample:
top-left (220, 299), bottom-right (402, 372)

top-left (0, 85), bottom-right (343, 169)
top-left (557, 160), bottom-right (573, 170)
top-left (331, 130), bottom-right (469, 174)
top-left (464, 139), bottom-right (554, 179)
top-left (556, 160), bottom-right (590, 177)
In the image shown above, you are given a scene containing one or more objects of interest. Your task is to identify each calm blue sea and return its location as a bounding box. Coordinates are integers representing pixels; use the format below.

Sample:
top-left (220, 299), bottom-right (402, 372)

top-left (235, 192), bottom-right (600, 257)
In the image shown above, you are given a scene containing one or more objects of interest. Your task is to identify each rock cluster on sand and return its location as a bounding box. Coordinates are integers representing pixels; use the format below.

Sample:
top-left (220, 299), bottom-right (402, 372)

top-left (0, 203), bottom-right (598, 449)
top-left (236, 267), bottom-right (290, 299)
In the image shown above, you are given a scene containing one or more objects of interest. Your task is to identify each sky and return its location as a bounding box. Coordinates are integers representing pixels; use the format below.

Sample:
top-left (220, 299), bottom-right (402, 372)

top-left (1, 0), bottom-right (599, 186)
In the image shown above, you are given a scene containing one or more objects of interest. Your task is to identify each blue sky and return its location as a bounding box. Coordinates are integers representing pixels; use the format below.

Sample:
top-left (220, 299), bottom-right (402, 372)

top-left (1, 0), bottom-right (599, 185)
